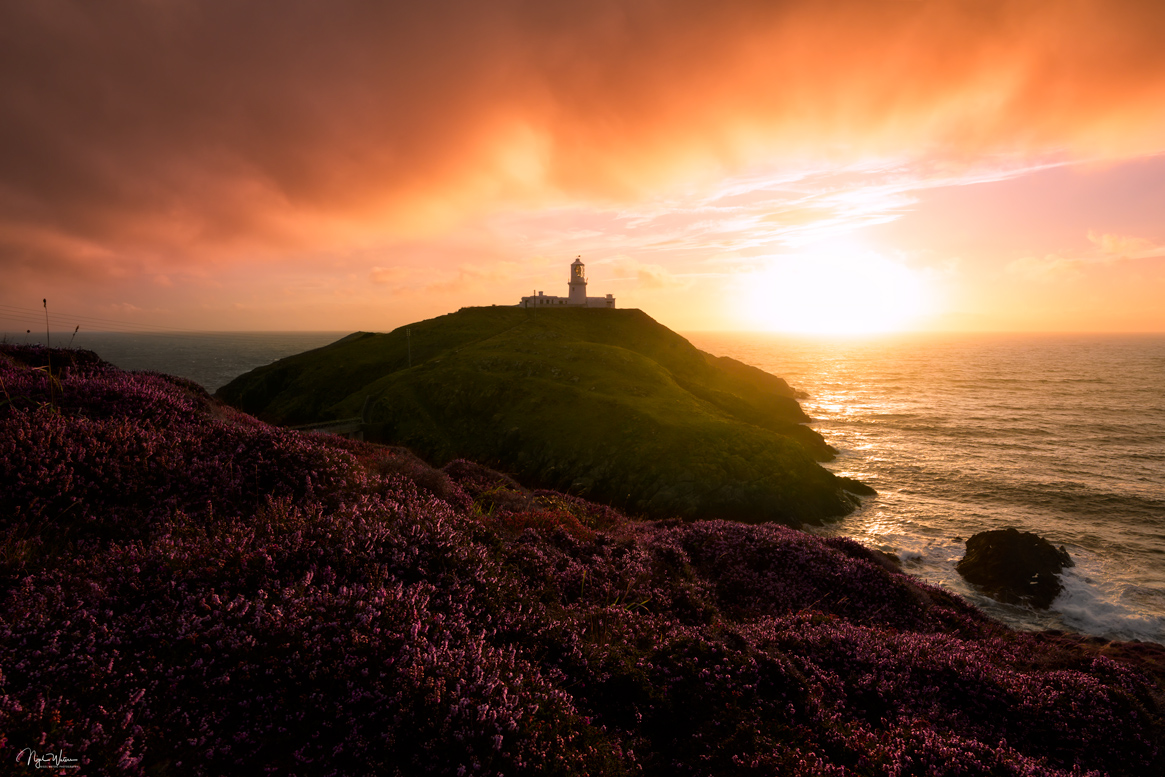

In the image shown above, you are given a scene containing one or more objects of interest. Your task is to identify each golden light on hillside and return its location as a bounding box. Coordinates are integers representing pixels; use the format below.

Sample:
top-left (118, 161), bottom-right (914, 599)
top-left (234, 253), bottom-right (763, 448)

top-left (737, 246), bottom-right (935, 335)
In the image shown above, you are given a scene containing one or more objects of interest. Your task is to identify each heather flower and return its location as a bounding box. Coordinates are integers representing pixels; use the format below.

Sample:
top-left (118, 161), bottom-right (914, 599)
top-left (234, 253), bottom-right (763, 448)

top-left (1, 344), bottom-right (1161, 777)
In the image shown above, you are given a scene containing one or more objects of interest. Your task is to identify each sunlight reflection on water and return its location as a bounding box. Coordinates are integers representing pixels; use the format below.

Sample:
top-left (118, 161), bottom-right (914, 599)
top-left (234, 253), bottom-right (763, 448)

top-left (685, 331), bottom-right (1165, 643)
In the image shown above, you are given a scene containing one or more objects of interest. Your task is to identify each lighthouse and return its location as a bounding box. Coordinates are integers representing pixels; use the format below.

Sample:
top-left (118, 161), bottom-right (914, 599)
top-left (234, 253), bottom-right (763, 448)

top-left (518, 256), bottom-right (616, 309)
top-left (567, 256), bottom-right (587, 305)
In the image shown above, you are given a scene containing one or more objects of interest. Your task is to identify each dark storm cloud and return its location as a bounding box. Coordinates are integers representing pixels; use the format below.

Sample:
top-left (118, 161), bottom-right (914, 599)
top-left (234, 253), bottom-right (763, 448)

top-left (2, 0), bottom-right (1165, 272)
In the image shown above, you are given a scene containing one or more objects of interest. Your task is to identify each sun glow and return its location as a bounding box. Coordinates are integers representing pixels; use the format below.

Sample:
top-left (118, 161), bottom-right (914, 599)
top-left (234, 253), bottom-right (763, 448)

top-left (737, 246), bottom-right (935, 335)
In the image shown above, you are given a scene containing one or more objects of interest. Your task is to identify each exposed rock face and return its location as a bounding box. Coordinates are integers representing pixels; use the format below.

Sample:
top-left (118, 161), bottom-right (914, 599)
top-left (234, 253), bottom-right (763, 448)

top-left (956, 528), bottom-right (1074, 609)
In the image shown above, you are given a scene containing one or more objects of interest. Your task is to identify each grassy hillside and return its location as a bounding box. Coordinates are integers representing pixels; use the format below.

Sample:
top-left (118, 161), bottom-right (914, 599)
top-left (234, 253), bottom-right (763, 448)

top-left (217, 307), bottom-right (870, 526)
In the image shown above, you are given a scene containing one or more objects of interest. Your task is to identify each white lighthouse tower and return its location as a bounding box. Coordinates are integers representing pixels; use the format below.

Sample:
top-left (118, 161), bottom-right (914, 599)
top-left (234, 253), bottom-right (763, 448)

top-left (567, 255), bottom-right (587, 305)
top-left (518, 256), bottom-right (616, 309)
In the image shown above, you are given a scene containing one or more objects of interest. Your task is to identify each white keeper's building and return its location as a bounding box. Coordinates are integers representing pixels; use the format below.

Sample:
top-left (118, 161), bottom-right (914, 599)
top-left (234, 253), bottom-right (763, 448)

top-left (519, 257), bottom-right (615, 309)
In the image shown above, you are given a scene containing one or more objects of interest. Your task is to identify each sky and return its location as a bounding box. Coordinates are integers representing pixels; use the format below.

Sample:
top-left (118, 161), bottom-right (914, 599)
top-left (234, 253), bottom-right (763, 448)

top-left (2, 0), bottom-right (1165, 336)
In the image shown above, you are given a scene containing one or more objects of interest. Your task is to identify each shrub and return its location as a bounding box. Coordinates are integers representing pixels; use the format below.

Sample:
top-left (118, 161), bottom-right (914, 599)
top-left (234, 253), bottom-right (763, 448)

top-left (2, 345), bottom-right (1162, 776)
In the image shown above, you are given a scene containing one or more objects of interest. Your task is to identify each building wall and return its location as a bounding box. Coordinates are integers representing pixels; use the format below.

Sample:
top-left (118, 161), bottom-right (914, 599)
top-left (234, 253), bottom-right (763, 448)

top-left (518, 261), bottom-right (616, 309)
top-left (518, 292), bottom-right (572, 308)
top-left (519, 294), bottom-right (615, 308)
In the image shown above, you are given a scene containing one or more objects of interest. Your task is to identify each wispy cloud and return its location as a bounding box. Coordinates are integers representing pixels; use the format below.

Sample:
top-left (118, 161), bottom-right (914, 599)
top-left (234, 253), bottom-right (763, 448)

top-left (606, 257), bottom-right (688, 290)
top-left (1006, 254), bottom-right (1084, 281)
top-left (1008, 230), bottom-right (1165, 282)
top-left (368, 266), bottom-right (412, 285)
top-left (1087, 231), bottom-right (1165, 259)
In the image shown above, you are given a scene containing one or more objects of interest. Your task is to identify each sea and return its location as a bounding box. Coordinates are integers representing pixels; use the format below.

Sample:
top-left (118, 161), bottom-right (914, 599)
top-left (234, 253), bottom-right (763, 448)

top-left (14, 329), bottom-right (1165, 644)
top-left (34, 331), bottom-right (348, 395)
top-left (686, 332), bottom-right (1165, 645)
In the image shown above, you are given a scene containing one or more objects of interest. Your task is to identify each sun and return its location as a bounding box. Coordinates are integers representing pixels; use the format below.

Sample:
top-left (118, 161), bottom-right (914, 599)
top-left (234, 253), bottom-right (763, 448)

top-left (736, 245), bottom-right (935, 335)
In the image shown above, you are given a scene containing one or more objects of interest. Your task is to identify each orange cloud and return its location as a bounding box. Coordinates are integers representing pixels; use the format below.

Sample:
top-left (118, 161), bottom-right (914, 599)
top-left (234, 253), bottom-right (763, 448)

top-left (368, 266), bottom-right (411, 285)
top-left (1006, 254), bottom-right (1084, 281)
top-left (608, 258), bottom-right (687, 290)
top-left (1087, 231), bottom-right (1165, 258)
top-left (2, 0), bottom-right (1165, 282)
top-left (1005, 227), bottom-right (1165, 287)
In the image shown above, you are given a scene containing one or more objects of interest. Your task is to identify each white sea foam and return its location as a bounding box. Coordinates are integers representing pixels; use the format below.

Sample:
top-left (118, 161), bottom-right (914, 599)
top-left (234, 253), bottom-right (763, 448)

top-left (897, 549), bottom-right (925, 565)
top-left (1054, 567), bottom-right (1165, 643)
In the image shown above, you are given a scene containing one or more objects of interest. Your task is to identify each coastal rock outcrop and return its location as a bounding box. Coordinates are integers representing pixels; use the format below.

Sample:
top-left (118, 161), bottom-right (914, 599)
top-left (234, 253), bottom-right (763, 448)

top-left (956, 528), bottom-right (1074, 609)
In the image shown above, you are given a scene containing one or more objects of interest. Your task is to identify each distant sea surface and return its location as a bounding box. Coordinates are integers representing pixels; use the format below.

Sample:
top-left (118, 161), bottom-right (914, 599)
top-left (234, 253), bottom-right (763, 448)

top-left (55, 331), bottom-right (347, 394)
top-left (40, 329), bottom-right (1165, 643)
top-left (686, 332), bottom-right (1165, 644)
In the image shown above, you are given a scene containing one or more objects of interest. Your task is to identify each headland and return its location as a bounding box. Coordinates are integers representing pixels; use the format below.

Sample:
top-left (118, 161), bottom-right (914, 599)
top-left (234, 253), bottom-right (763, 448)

top-left (216, 306), bottom-right (871, 526)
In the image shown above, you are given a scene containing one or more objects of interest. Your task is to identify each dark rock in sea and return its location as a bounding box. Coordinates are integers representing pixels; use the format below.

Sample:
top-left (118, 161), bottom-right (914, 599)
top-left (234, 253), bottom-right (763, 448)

top-left (956, 527), bottom-right (1075, 609)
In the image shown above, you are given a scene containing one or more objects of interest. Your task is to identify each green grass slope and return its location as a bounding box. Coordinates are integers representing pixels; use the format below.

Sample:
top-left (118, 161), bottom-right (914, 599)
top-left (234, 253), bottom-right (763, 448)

top-left (217, 307), bottom-right (871, 525)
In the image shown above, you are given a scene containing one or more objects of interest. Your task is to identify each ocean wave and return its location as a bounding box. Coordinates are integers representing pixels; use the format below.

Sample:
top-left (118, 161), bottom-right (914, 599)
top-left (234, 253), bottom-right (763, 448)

top-left (1054, 569), bottom-right (1165, 644)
